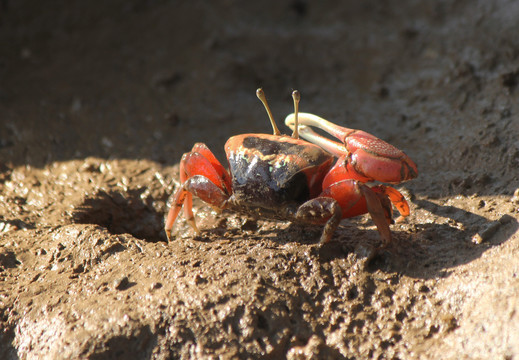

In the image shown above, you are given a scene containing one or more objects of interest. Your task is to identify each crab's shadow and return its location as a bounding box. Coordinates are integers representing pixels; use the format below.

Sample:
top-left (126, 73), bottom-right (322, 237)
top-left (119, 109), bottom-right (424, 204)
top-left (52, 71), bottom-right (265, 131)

top-left (331, 199), bottom-right (517, 279)
top-left (196, 199), bottom-right (519, 280)
top-left (114, 191), bottom-right (517, 281)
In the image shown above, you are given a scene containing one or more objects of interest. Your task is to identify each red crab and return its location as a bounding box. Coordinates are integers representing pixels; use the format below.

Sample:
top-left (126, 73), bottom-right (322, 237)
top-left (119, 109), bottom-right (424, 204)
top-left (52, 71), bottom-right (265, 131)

top-left (165, 89), bottom-right (418, 246)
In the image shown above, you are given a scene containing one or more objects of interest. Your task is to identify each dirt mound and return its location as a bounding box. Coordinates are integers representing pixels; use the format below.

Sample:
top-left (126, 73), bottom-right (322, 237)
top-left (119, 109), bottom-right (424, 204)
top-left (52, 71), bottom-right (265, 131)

top-left (1, 1), bottom-right (518, 358)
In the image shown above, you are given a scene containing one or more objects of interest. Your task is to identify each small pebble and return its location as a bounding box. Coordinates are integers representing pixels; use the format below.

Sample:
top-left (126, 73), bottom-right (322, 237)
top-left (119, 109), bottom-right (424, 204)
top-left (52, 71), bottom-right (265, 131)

top-left (114, 276), bottom-right (130, 290)
top-left (150, 282), bottom-right (163, 290)
top-left (35, 248), bottom-right (47, 256)
top-left (512, 188), bottom-right (519, 204)
top-left (471, 233), bottom-right (483, 245)
top-left (0, 222), bottom-right (17, 233)
top-left (73, 264), bottom-right (85, 274)
top-left (417, 284), bottom-right (431, 293)
top-left (471, 220), bottom-right (502, 244)
top-left (194, 274), bottom-right (208, 285)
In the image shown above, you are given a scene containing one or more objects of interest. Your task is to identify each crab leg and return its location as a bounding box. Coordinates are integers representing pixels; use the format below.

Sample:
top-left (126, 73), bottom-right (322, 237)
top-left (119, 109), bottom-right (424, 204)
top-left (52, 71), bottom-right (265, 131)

top-left (320, 180), bottom-right (393, 246)
top-left (179, 155), bottom-right (197, 234)
top-left (189, 143), bottom-right (232, 193)
top-left (296, 197), bottom-right (342, 244)
top-left (358, 184), bottom-right (393, 247)
top-left (295, 179), bottom-right (393, 245)
top-left (371, 185), bottom-right (410, 222)
top-left (165, 144), bottom-right (231, 241)
top-left (165, 185), bottom-right (191, 241)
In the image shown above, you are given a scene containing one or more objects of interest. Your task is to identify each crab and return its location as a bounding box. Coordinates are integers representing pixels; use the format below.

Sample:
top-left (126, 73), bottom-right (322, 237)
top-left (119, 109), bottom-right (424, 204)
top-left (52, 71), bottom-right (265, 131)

top-left (165, 89), bottom-right (418, 246)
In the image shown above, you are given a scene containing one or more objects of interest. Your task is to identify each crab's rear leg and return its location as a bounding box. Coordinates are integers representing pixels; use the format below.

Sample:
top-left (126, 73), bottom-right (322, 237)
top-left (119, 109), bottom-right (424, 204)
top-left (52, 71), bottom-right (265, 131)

top-left (165, 143), bottom-right (231, 241)
top-left (179, 157), bottom-right (197, 234)
top-left (165, 183), bottom-right (191, 241)
top-left (190, 143), bottom-right (232, 194)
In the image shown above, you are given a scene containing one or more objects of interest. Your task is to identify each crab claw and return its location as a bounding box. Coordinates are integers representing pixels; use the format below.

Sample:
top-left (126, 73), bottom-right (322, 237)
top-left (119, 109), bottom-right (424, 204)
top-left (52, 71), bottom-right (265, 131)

top-left (285, 112), bottom-right (418, 184)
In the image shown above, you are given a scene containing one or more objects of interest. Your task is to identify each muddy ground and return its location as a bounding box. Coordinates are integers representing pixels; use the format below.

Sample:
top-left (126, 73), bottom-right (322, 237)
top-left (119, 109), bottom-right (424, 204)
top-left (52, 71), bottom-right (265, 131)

top-left (1, 1), bottom-right (519, 359)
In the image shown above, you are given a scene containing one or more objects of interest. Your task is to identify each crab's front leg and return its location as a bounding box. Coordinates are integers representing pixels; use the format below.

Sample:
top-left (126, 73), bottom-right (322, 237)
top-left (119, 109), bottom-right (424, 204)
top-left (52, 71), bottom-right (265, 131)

top-left (320, 179), bottom-right (394, 246)
top-left (295, 180), bottom-right (393, 246)
top-left (295, 197), bottom-right (343, 244)
top-left (165, 143), bottom-right (232, 241)
top-left (285, 112), bottom-right (418, 184)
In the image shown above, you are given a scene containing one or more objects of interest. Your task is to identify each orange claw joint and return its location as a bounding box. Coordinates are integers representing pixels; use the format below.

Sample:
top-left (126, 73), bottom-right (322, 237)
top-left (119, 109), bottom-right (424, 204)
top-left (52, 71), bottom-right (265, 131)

top-left (372, 185), bottom-right (410, 223)
top-left (285, 112), bottom-right (418, 184)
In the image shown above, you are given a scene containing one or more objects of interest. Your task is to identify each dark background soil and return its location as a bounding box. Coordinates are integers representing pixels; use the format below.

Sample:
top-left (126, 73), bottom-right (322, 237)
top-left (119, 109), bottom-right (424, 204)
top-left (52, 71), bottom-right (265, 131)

top-left (1, 1), bottom-right (518, 359)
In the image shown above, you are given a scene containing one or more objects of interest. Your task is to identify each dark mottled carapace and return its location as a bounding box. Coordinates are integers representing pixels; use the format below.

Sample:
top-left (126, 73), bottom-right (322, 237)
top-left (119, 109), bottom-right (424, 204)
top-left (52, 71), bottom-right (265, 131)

top-left (224, 134), bottom-right (334, 210)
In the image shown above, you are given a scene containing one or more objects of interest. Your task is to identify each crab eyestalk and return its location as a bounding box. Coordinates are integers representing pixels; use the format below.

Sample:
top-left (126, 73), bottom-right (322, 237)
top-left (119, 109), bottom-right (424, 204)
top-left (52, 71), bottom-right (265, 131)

top-left (256, 88), bottom-right (281, 136)
top-left (291, 90), bottom-right (300, 139)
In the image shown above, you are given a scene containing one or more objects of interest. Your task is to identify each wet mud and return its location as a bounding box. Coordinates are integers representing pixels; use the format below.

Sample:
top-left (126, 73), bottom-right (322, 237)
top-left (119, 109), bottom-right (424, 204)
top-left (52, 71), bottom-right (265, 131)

top-left (1, 1), bottom-right (519, 358)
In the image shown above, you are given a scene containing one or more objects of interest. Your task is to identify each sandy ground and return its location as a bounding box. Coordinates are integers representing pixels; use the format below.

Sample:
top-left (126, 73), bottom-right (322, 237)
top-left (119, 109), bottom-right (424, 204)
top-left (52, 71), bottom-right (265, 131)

top-left (1, 0), bottom-right (519, 359)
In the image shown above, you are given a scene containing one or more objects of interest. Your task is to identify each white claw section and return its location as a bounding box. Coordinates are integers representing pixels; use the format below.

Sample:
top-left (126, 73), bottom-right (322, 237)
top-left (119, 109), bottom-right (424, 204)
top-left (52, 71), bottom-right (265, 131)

top-left (285, 112), bottom-right (347, 156)
top-left (285, 112), bottom-right (338, 134)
